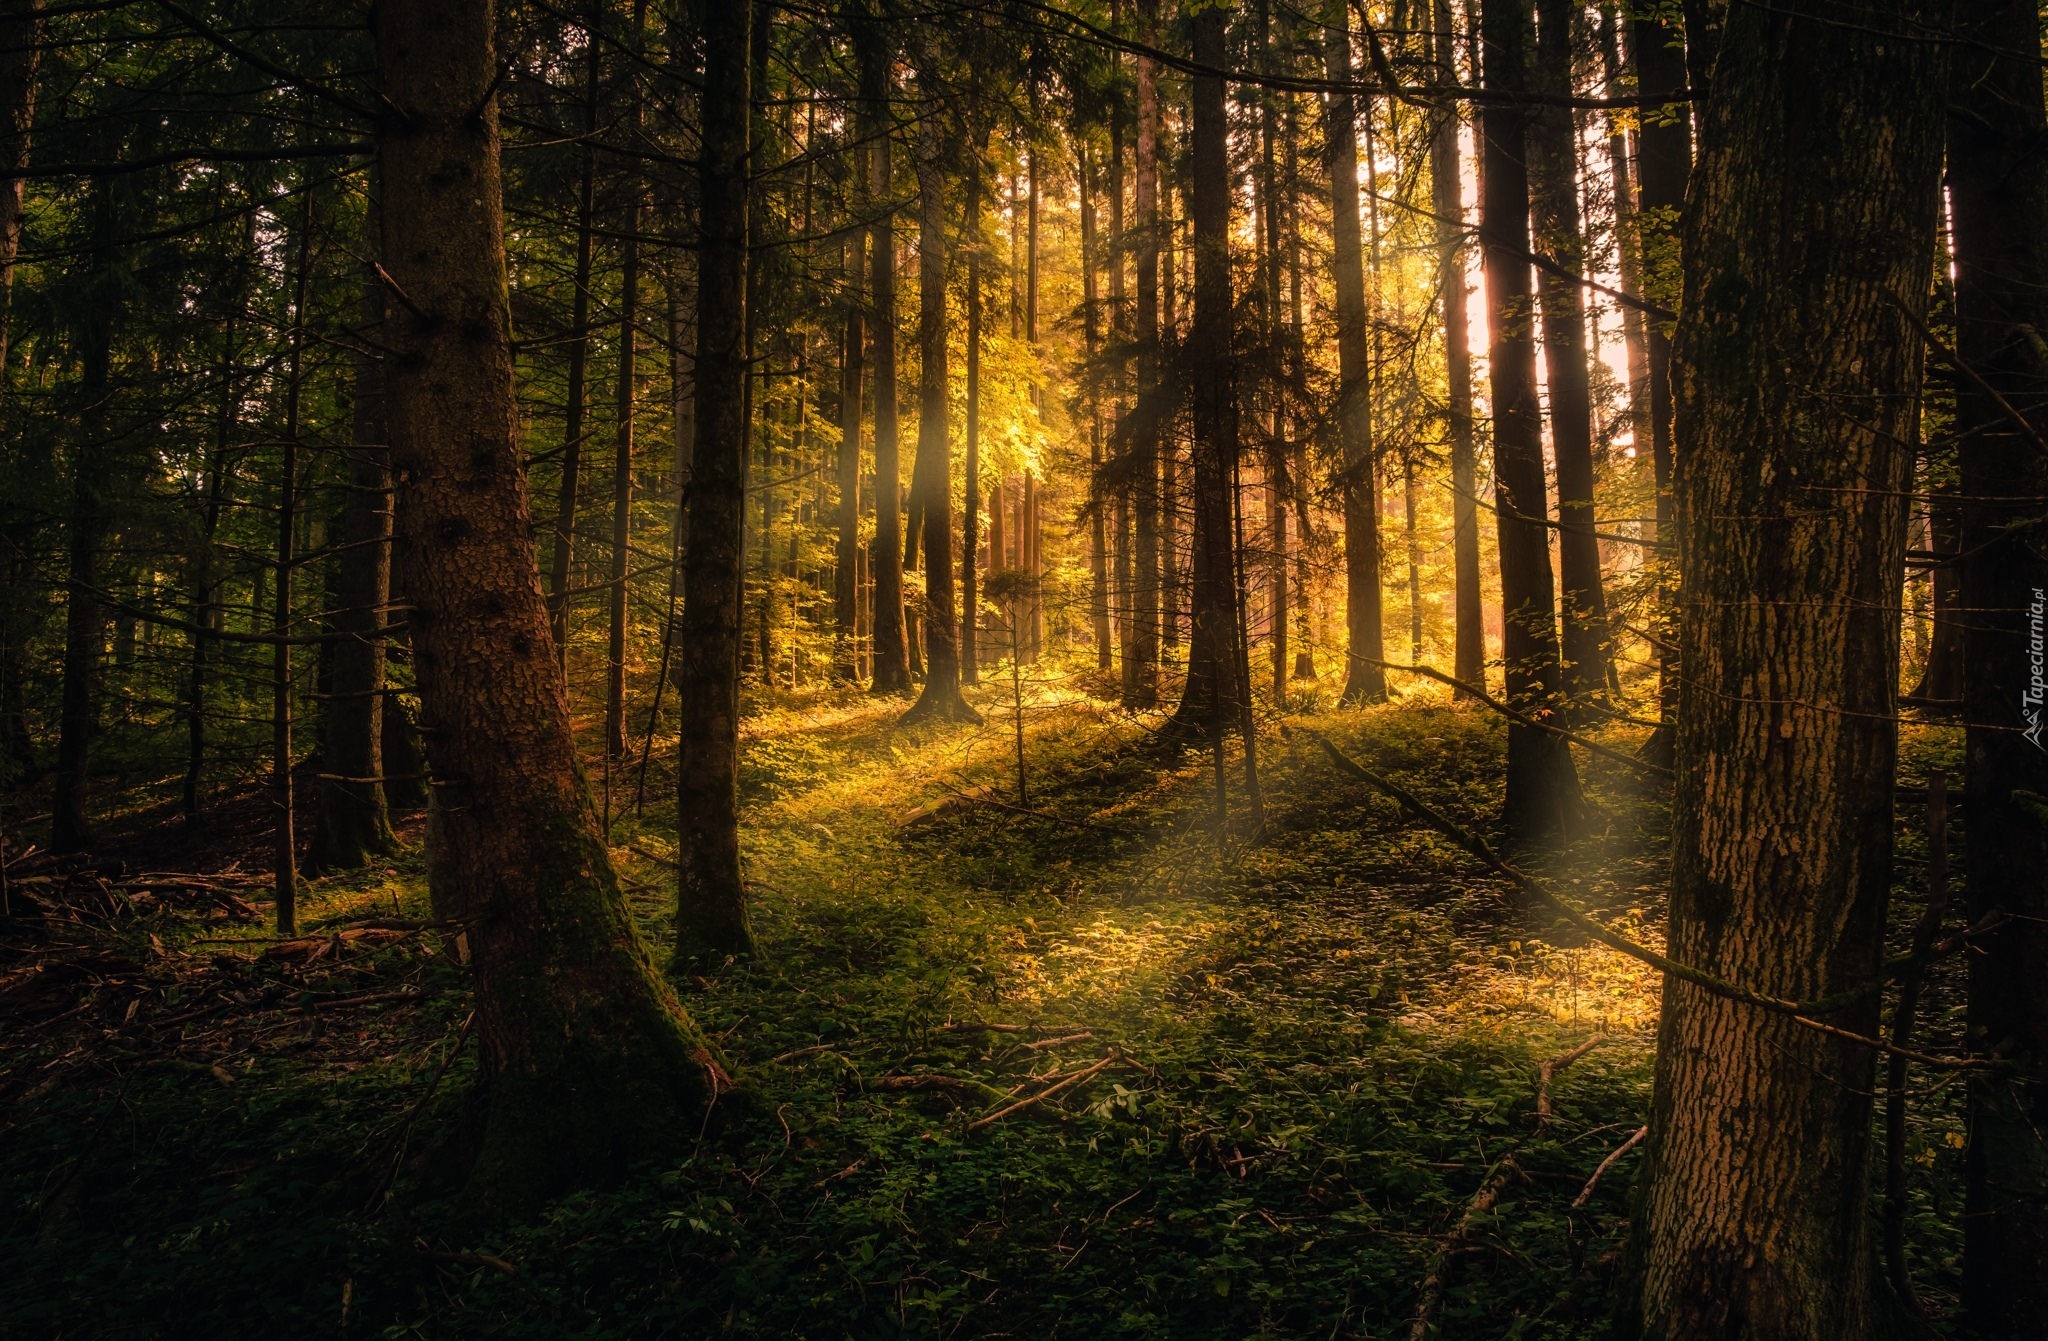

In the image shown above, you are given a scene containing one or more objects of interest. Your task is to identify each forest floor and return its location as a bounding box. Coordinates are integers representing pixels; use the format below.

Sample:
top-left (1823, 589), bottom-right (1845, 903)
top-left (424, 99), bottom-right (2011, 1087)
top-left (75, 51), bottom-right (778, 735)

top-left (0, 671), bottom-right (1970, 1339)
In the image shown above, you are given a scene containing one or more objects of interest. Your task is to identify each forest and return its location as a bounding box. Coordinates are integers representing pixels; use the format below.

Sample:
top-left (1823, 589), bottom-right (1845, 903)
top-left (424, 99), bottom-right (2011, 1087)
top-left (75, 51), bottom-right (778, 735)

top-left (0, 0), bottom-right (2040, 1335)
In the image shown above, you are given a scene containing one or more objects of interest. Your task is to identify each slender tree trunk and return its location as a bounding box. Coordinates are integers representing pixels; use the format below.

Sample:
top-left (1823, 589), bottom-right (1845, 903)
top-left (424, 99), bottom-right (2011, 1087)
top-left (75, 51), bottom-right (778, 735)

top-left (1160, 155), bottom-right (1182, 656)
top-left (1632, 4), bottom-right (1689, 763)
top-left (1324, 7), bottom-right (1385, 706)
top-left (1597, 4), bottom-right (1649, 445)
top-left (1432, 0), bottom-right (1484, 695)
top-left (1127, 0), bottom-right (1161, 709)
top-left (903, 84), bottom-right (974, 725)
top-left (1080, 146), bottom-right (1112, 670)
top-left (271, 190), bottom-right (315, 934)
top-left (308, 265), bottom-right (396, 871)
top-left (605, 140), bottom-right (642, 758)
top-left (836, 234), bottom-right (864, 680)
top-left (861, 22), bottom-right (910, 695)
top-left (962, 140), bottom-right (983, 686)
top-left (1480, 0), bottom-right (1582, 847)
top-left (0, 0), bottom-right (39, 382)
top-left (1905, 470), bottom-right (1961, 705)
top-left (1948, 0), bottom-right (2048, 1325)
top-left (673, 0), bottom-right (758, 960)
top-left (1167, 5), bottom-right (1241, 742)
top-left (548, 14), bottom-right (603, 660)
top-left (51, 184), bottom-right (115, 854)
top-left (376, 0), bottom-right (726, 1210)
top-left (1530, 0), bottom-right (1608, 712)
top-left (1627, 3), bottom-right (1944, 1332)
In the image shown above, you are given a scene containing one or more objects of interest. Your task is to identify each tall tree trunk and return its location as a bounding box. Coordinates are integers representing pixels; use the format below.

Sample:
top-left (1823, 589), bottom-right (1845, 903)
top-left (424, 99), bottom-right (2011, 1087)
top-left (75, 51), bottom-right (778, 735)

top-left (1480, 0), bottom-right (1582, 847)
top-left (1627, 2), bottom-right (1944, 1332)
top-left (861, 20), bottom-right (910, 695)
top-left (1324, 6), bottom-right (1385, 706)
top-left (961, 139), bottom-right (982, 686)
top-left (1167, 5), bottom-right (1241, 742)
top-left (674, 0), bottom-right (759, 959)
top-left (605, 139), bottom-right (643, 758)
top-left (835, 233), bottom-right (864, 681)
top-left (376, 0), bottom-right (726, 1209)
top-left (1080, 145), bottom-right (1112, 670)
top-left (1432, 0), bottom-right (1484, 694)
top-left (1127, 0), bottom-right (1161, 709)
top-left (547, 12), bottom-right (603, 660)
top-left (1632, 3), bottom-right (1690, 764)
top-left (1596, 4), bottom-right (1649, 446)
top-left (0, 0), bottom-right (39, 383)
top-left (51, 183), bottom-right (116, 854)
top-left (308, 261), bottom-right (396, 872)
top-left (1949, 0), bottom-right (2048, 1324)
top-left (1530, 0), bottom-right (1608, 713)
top-left (903, 82), bottom-right (975, 726)
top-left (271, 189), bottom-right (314, 934)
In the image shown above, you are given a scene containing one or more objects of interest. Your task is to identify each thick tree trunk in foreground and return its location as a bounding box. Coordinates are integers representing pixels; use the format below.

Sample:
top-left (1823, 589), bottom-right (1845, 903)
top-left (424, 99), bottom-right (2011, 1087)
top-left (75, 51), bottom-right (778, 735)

top-left (1431, 0), bottom-right (1484, 695)
top-left (1324, 5), bottom-right (1384, 706)
top-left (1628, 3), bottom-right (1944, 1333)
top-left (902, 92), bottom-right (975, 726)
top-left (310, 277), bottom-right (396, 873)
top-left (1949, 0), bottom-right (2048, 1324)
top-left (1479, 0), bottom-right (1580, 847)
top-left (861, 22), bottom-right (910, 696)
top-left (673, 0), bottom-right (757, 961)
top-left (1167, 6), bottom-right (1240, 742)
top-left (1530, 0), bottom-right (1607, 713)
top-left (376, 0), bottom-right (724, 1211)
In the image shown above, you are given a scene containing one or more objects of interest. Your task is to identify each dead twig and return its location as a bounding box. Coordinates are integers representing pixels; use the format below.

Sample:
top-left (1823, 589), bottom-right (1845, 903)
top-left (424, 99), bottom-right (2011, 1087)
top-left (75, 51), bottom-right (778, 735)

top-left (1536, 1034), bottom-right (1605, 1129)
top-left (1412, 1157), bottom-right (1522, 1340)
top-left (1571, 1125), bottom-right (1648, 1209)
top-left (967, 1053), bottom-right (1118, 1131)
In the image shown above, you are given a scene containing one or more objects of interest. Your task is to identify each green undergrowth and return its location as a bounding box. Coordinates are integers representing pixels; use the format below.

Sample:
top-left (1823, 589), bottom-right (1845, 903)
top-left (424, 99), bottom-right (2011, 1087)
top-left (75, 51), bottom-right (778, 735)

top-left (0, 675), bottom-right (1972, 1338)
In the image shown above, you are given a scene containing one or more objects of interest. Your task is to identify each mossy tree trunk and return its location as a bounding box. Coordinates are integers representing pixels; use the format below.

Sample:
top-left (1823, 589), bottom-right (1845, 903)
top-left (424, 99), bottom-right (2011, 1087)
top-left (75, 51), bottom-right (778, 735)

top-left (1628, 1), bottom-right (1945, 1332)
top-left (375, 0), bottom-right (727, 1212)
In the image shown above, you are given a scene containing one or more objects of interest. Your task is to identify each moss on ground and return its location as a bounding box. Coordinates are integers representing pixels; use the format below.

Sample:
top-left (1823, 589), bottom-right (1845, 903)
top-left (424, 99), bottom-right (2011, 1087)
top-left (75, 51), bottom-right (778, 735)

top-left (0, 677), bottom-right (1970, 1338)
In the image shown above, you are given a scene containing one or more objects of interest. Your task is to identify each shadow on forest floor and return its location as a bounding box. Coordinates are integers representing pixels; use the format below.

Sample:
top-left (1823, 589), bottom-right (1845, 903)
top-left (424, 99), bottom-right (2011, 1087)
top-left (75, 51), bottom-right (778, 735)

top-left (0, 673), bottom-right (1972, 1338)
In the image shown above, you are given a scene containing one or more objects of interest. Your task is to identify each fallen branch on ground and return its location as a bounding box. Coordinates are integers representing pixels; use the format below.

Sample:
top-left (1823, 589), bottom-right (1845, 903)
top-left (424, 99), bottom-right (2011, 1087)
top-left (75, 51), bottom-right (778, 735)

top-left (1537, 1034), bottom-right (1604, 1129)
top-left (968, 1053), bottom-right (1118, 1132)
top-left (1412, 1157), bottom-right (1522, 1340)
top-left (1572, 1125), bottom-right (1649, 1209)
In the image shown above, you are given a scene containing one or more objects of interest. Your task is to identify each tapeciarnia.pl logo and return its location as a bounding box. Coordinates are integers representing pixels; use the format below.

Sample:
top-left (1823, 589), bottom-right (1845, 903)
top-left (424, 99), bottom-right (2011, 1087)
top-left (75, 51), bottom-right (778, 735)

top-left (2027, 587), bottom-right (2047, 751)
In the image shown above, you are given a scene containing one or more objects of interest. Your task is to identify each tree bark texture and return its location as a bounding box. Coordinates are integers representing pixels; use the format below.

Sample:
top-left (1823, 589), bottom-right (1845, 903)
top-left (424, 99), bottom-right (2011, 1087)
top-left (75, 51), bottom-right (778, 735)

top-left (1529, 0), bottom-right (1608, 711)
top-left (1167, 5), bottom-right (1240, 742)
top-left (1431, 0), bottom-right (1485, 695)
top-left (1629, 3), bottom-right (1945, 1333)
top-left (903, 87), bottom-right (974, 725)
top-left (673, 0), bottom-right (757, 960)
top-left (375, 0), bottom-right (725, 1211)
top-left (1127, 5), bottom-right (1162, 710)
top-left (1325, 5), bottom-right (1385, 707)
top-left (1479, 0), bottom-right (1581, 848)
top-left (861, 20), bottom-right (910, 696)
top-left (309, 271), bottom-right (396, 873)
